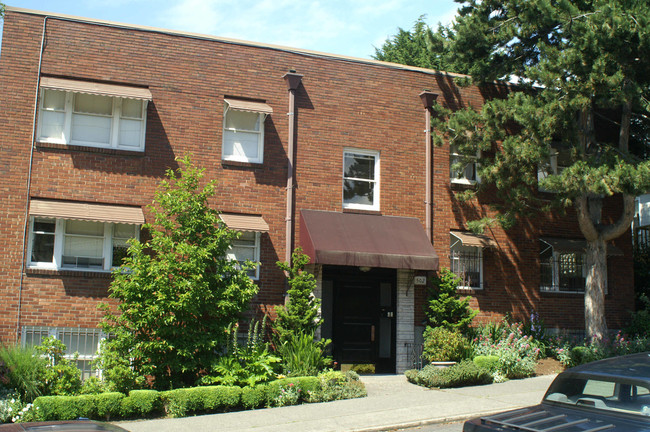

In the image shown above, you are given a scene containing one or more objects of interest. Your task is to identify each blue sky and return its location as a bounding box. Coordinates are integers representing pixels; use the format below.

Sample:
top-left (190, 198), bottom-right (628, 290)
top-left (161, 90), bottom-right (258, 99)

top-left (1, 1), bottom-right (460, 59)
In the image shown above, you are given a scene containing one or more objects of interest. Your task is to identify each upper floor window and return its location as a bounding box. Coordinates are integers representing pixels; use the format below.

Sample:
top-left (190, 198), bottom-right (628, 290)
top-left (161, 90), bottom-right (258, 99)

top-left (222, 98), bottom-right (273, 164)
top-left (37, 78), bottom-right (151, 152)
top-left (450, 145), bottom-right (479, 184)
top-left (343, 149), bottom-right (380, 211)
top-left (28, 218), bottom-right (139, 271)
top-left (537, 144), bottom-right (571, 192)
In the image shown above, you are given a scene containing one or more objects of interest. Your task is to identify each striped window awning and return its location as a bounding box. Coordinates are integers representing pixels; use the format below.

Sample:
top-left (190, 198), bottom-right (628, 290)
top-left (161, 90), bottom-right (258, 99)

top-left (40, 77), bottom-right (152, 101)
top-left (224, 98), bottom-right (273, 115)
top-left (450, 231), bottom-right (497, 248)
top-left (220, 213), bottom-right (269, 232)
top-left (30, 199), bottom-right (144, 225)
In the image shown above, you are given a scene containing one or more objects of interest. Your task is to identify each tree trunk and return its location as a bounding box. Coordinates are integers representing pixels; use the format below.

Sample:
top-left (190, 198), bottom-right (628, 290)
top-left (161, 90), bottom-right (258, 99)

top-left (584, 237), bottom-right (607, 339)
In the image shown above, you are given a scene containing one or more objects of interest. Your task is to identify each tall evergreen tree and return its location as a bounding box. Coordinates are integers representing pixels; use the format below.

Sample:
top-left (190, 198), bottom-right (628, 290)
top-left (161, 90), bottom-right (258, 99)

top-left (378, 1), bottom-right (650, 338)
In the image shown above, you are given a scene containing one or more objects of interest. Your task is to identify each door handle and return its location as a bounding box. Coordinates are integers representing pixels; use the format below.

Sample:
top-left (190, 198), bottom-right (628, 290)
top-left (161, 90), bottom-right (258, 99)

top-left (371, 325), bottom-right (375, 342)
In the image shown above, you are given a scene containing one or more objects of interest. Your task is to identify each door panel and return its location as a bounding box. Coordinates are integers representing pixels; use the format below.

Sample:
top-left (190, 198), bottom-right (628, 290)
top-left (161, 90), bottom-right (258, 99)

top-left (327, 266), bottom-right (396, 373)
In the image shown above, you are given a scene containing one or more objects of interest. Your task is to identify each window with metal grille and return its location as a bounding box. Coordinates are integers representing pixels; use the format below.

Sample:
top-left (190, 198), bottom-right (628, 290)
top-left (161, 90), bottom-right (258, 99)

top-left (449, 248), bottom-right (483, 289)
top-left (22, 326), bottom-right (106, 380)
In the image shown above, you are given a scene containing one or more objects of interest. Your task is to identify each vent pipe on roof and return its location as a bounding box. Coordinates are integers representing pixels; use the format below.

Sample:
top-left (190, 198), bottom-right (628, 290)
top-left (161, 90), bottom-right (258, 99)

top-left (283, 70), bottom-right (303, 265)
top-left (419, 90), bottom-right (439, 243)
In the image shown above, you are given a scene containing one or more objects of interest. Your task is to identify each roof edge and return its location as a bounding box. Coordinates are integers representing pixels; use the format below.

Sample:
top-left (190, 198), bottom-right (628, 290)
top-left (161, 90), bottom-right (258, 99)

top-left (5, 6), bottom-right (472, 80)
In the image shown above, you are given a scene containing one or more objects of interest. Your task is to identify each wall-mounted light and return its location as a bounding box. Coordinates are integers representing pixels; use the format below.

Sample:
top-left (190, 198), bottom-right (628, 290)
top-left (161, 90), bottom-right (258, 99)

top-left (359, 266), bottom-right (371, 272)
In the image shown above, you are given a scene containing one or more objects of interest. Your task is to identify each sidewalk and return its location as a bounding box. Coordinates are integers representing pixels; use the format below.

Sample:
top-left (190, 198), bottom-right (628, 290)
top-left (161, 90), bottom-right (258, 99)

top-left (118, 374), bottom-right (557, 432)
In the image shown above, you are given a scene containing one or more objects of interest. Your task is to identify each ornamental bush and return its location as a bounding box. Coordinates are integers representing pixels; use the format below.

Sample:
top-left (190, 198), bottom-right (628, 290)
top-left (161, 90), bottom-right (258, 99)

top-left (406, 360), bottom-right (492, 388)
top-left (422, 326), bottom-right (472, 362)
top-left (426, 268), bottom-right (477, 333)
top-left (99, 156), bottom-right (258, 390)
top-left (472, 320), bottom-right (541, 379)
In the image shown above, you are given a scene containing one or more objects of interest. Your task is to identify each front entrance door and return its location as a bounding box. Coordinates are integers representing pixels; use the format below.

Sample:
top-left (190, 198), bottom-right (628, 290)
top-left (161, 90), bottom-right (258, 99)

top-left (325, 266), bottom-right (396, 373)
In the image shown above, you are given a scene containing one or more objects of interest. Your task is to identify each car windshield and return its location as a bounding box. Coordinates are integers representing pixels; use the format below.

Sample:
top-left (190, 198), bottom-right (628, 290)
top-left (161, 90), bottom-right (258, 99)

top-left (544, 375), bottom-right (650, 417)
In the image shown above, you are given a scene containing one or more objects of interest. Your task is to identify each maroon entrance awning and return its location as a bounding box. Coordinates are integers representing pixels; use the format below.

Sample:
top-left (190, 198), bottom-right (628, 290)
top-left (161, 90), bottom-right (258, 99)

top-left (300, 210), bottom-right (439, 270)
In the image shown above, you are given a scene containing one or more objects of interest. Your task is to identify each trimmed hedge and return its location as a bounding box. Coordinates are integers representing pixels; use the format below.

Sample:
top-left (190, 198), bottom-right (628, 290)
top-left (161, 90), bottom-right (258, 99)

top-left (406, 360), bottom-right (493, 389)
top-left (30, 375), bottom-right (359, 421)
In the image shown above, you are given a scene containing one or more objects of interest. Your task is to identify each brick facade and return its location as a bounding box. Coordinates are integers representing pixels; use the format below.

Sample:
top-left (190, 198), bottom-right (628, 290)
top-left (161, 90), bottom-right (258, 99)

top-left (0, 8), bottom-right (635, 360)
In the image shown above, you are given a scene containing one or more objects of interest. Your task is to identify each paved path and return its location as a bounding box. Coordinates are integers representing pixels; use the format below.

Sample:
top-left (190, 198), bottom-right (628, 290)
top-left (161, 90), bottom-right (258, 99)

top-left (118, 374), bottom-right (556, 432)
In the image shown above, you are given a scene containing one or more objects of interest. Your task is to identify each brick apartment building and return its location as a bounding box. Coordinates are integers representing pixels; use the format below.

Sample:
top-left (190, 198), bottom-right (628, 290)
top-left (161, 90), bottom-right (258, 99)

top-left (0, 7), bottom-right (635, 374)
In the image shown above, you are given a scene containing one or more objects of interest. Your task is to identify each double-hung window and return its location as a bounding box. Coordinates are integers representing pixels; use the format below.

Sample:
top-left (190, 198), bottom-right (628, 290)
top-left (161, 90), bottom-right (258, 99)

top-left (37, 78), bottom-right (151, 151)
top-left (219, 213), bottom-right (269, 280)
top-left (449, 231), bottom-right (494, 289)
top-left (27, 199), bottom-right (143, 271)
top-left (29, 218), bottom-right (139, 271)
top-left (222, 98), bottom-right (273, 163)
top-left (537, 144), bottom-right (571, 192)
top-left (450, 145), bottom-right (479, 184)
top-left (227, 231), bottom-right (261, 279)
top-left (343, 149), bottom-right (380, 211)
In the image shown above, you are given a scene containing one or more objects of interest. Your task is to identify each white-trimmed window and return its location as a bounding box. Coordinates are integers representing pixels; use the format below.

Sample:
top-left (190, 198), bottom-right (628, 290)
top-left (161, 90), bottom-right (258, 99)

top-left (450, 145), bottom-right (479, 184)
top-left (222, 104), bottom-right (268, 163)
top-left (37, 89), bottom-right (147, 151)
top-left (343, 149), bottom-right (380, 211)
top-left (539, 240), bottom-right (589, 293)
top-left (538, 145), bottom-right (571, 192)
top-left (450, 233), bottom-right (483, 289)
top-left (227, 231), bottom-right (261, 279)
top-left (22, 326), bottom-right (106, 380)
top-left (28, 218), bottom-right (139, 271)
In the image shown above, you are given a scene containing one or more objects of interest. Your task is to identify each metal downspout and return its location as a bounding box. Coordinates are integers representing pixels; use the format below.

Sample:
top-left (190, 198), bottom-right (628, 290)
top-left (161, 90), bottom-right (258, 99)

top-left (16, 16), bottom-right (49, 343)
top-left (283, 71), bottom-right (303, 265)
top-left (419, 91), bottom-right (438, 243)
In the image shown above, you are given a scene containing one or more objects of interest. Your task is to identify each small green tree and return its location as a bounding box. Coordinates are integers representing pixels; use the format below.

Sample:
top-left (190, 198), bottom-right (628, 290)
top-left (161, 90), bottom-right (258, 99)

top-left (99, 155), bottom-right (258, 390)
top-left (274, 248), bottom-right (323, 344)
top-left (426, 267), bottom-right (477, 333)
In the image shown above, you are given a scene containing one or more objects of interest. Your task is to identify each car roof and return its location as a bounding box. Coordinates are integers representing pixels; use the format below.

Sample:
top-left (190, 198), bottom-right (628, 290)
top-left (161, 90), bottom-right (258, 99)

top-left (564, 352), bottom-right (650, 385)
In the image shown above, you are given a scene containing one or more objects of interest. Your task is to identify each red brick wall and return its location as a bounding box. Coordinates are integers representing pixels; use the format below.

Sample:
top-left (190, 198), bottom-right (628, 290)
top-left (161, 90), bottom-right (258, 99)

top-left (0, 10), bottom-right (635, 343)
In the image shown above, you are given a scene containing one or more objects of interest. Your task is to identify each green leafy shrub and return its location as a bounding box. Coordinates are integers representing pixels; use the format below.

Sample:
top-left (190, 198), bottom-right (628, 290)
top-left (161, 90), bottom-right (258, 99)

top-left (93, 392), bottom-right (124, 420)
top-left (422, 326), bottom-right (472, 362)
top-left (0, 393), bottom-right (36, 423)
top-left (305, 371), bottom-right (367, 403)
top-left (265, 377), bottom-right (319, 405)
top-left (472, 320), bottom-right (540, 378)
top-left (33, 395), bottom-right (95, 421)
top-left (241, 385), bottom-right (268, 409)
top-left (34, 337), bottom-right (82, 396)
top-left (473, 355), bottom-right (500, 372)
top-left (93, 343), bottom-right (142, 394)
top-left (199, 318), bottom-right (280, 387)
top-left (100, 156), bottom-right (258, 390)
top-left (552, 331), bottom-right (650, 367)
top-left (276, 332), bottom-right (331, 377)
top-left (406, 360), bottom-right (492, 388)
top-left (162, 386), bottom-right (242, 418)
top-left (274, 249), bottom-right (326, 346)
top-left (79, 377), bottom-right (106, 395)
top-left (120, 390), bottom-right (161, 418)
top-left (0, 344), bottom-right (47, 402)
top-left (426, 267), bottom-right (477, 333)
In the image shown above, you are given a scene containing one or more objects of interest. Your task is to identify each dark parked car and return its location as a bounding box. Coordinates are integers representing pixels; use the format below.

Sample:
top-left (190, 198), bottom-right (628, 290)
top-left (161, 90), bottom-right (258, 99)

top-left (0, 421), bottom-right (128, 432)
top-left (464, 352), bottom-right (650, 432)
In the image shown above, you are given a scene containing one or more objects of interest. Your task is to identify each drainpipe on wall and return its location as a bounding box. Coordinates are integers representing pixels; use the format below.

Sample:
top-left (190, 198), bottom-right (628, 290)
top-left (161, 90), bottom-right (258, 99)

top-left (283, 70), bottom-right (303, 265)
top-left (419, 91), bottom-right (438, 244)
top-left (16, 16), bottom-right (49, 343)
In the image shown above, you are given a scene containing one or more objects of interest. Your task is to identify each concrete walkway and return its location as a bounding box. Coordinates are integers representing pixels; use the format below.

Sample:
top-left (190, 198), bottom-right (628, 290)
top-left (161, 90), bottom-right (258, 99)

top-left (118, 374), bottom-right (557, 432)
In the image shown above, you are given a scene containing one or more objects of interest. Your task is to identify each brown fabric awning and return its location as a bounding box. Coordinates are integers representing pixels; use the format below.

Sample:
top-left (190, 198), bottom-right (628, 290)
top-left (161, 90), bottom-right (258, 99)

top-left (30, 199), bottom-right (144, 225)
top-left (450, 231), bottom-right (497, 248)
top-left (40, 77), bottom-right (153, 100)
top-left (220, 213), bottom-right (269, 232)
top-left (300, 210), bottom-right (439, 270)
top-left (541, 237), bottom-right (624, 257)
top-left (224, 98), bottom-right (273, 115)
